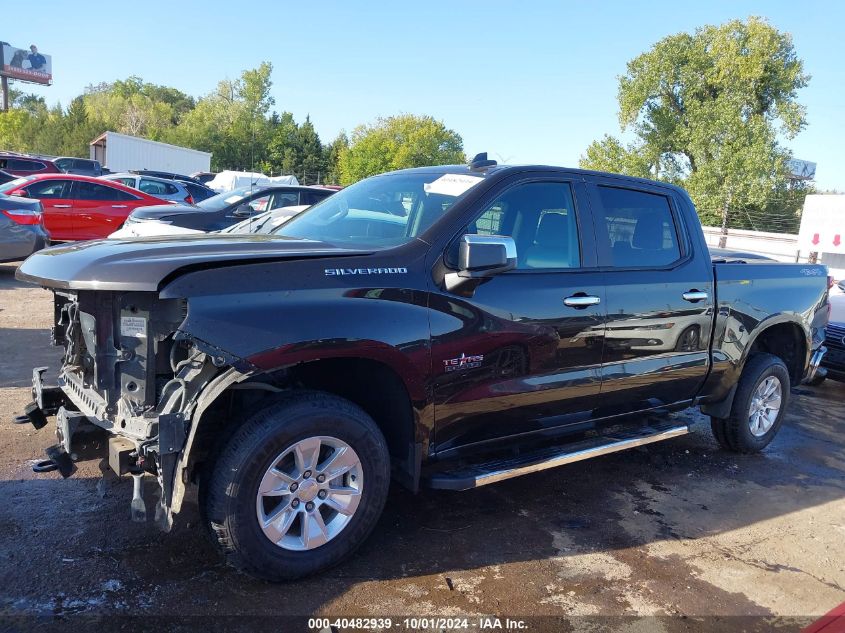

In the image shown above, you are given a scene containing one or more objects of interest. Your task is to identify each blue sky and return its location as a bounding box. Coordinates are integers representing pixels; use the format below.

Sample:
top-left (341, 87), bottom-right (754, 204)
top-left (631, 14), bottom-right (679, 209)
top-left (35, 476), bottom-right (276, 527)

top-left (5, 0), bottom-right (844, 190)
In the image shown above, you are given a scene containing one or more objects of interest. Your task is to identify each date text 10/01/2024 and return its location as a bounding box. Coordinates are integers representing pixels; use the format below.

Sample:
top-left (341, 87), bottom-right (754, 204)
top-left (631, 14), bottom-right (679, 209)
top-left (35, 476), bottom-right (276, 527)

top-left (307, 617), bottom-right (528, 630)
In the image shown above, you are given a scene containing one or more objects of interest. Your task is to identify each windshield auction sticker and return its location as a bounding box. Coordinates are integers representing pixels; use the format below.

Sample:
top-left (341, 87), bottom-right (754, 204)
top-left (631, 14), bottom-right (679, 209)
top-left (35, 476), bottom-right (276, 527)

top-left (423, 174), bottom-right (484, 197)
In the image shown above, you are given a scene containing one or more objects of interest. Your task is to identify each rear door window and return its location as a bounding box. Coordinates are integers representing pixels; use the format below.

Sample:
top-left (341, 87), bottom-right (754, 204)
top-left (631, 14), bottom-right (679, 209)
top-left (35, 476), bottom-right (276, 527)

top-left (270, 191), bottom-right (300, 209)
top-left (595, 186), bottom-right (681, 268)
top-left (138, 179), bottom-right (177, 196)
top-left (302, 190), bottom-right (333, 205)
top-left (8, 159), bottom-right (46, 172)
top-left (24, 179), bottom-right (71, 199)
top-left (74, 181), bottom-right (138, 201)
top-left (183, 182), bottom-right (205, 199)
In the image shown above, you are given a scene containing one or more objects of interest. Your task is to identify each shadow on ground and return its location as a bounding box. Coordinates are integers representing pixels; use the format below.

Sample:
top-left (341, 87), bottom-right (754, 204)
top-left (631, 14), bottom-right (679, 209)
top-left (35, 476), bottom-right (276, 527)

top-left (1, 259), bottom-right (843, 628)
top-left (0, 262), bottom-right (29, 291)
top-left (1, 385), bottom-right (843, 624)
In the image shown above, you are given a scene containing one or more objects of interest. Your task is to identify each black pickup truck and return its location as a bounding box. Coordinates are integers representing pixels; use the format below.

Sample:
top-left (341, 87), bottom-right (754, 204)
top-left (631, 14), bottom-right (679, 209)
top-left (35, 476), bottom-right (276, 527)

top-left (16, 156), bottom-right (829, 580)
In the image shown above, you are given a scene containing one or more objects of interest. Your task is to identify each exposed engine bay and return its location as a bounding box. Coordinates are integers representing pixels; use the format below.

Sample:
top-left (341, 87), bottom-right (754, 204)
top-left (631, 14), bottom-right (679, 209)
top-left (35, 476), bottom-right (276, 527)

top-left (34, 289), bottom-right (229, 528)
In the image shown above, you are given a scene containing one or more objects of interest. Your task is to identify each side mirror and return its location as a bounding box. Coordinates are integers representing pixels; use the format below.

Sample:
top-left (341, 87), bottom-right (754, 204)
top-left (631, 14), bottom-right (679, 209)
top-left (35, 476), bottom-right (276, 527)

top-left (9, 190), bottom-right (25, 197)
top-left (232, 202), bottom-right (253, 217)
top-left (445, 234), bottom-right (517, 293)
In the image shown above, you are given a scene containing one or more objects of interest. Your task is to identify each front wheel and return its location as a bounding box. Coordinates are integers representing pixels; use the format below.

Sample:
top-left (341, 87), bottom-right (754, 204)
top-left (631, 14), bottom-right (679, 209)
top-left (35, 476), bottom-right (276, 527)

top-left (710, 353), bottom-right (790, 453)
top-left (675, 326), bottom-right (700, 352)
top-left (204, 390), bottom-right (390, 581)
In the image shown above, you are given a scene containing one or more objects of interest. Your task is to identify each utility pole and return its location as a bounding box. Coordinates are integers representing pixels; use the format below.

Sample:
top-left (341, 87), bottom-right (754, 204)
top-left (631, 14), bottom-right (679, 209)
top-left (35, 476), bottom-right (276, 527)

top-left (718, 202), bottom-right (729, 248)
top-left (0, 40), bottom-right (7, 112)
top-left (718, 189), bottom-right (732, 249)
top-left (1, 76), bottom-right (8, 112)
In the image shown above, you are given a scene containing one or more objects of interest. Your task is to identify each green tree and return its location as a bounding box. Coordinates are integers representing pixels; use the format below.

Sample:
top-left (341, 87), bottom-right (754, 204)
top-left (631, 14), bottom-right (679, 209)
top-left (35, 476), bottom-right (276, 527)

top-left (338, 114), bottom-right (465, 185)
top-left (59, 96), bottom-right (103, 157)
top-left (0, 109), bottom-right (30, 152)
top-left (580, 135), bottom-right (654, 179)
top-left (579, 17), bottom-right (809, 232)
top-left (12, 91), bottom-right (47, 115)
top-left (265, 111), bottom-right (299, 174)
top-left (170, 62), bottom-right (274, 171)
top-left (322, 132), bottom-right (349, 185)
top-left (263, 114), bottom-right (326, 183)
top-left (296, 116), bottom-right (325, 183)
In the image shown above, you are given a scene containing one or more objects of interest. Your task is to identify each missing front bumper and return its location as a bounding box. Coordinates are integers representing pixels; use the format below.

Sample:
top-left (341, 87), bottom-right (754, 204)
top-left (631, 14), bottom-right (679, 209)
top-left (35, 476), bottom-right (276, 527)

top-left (805, 346), bottom-right (828, 383)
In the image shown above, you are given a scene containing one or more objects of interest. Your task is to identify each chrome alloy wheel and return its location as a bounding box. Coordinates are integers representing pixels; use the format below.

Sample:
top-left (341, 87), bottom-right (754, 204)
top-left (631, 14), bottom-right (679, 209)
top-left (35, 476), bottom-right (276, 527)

top-left (255, 436), bottom-right (363, 551)
top-left (748, 376), bottom-right (782, 437)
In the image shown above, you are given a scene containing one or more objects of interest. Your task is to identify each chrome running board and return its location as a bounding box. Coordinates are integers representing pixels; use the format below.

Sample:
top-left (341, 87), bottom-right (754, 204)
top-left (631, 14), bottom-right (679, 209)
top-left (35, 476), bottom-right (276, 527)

top-left (426, 420), bottom-right (689, 491)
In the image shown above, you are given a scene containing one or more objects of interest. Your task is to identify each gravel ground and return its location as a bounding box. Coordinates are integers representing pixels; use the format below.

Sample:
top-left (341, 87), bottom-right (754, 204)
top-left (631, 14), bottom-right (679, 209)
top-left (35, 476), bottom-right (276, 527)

top-left (0, 260), bottom-right (843, 632)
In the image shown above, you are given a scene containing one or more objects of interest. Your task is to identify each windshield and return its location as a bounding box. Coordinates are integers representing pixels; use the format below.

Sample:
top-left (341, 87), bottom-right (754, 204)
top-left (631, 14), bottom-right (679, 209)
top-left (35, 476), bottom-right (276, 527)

top-left (273, 171), bottom-right (485, 247)
top-left (0, 176), bottom-right (36, 193)
top-left (196, 186), bottom-right (263, 212)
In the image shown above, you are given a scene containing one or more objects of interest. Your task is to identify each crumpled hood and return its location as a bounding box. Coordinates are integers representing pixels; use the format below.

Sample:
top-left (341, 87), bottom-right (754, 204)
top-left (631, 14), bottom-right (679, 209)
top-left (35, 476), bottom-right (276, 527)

top-left (16, 233), bottom-right (371, 291)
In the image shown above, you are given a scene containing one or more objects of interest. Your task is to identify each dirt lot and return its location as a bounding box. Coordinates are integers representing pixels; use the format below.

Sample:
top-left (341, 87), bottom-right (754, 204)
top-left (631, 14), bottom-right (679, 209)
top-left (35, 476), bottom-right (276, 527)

top-left (0, 260), bottom-right (843, 632)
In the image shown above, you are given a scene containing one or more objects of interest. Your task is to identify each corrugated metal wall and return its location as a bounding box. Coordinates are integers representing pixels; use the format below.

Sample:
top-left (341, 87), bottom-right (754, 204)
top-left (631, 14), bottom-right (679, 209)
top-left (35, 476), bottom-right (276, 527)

top-left (97, 132), bottom-right (211, 174)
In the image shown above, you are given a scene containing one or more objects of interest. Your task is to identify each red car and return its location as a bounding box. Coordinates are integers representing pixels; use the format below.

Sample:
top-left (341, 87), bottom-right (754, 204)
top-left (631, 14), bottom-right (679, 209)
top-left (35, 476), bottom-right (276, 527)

top-left (0, 154), bottom-right (61, 176)
top-left (0, 174), bottom-right (169, 241)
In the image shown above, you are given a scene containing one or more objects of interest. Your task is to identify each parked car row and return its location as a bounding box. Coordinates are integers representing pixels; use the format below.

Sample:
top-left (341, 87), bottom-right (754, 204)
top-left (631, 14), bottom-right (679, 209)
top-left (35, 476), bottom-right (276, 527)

top-left (120, 184), bottom-right (334, 233)
top-left (0, 174), bottom-right (167, 241)
top-left (0, 171), bottom-right (337, 257)
top-left (0, 152), bottom-right (102, 177)
top-left (0, 151), bottom-right (216, 192)
top-left (102, 173), bottom-right (205, 204)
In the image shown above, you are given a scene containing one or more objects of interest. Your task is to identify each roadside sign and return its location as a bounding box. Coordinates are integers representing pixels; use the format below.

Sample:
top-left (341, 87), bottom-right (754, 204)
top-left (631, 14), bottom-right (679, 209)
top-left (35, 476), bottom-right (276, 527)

top-left (798, 195), bottom-right (845, 253)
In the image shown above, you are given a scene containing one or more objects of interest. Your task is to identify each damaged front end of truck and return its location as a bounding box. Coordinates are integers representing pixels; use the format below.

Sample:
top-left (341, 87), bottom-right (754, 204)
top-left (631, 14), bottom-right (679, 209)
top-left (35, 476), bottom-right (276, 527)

top-left (20, 286), bottom-right (252, 528)
top-left (11, 237), bottom-right (350, 529)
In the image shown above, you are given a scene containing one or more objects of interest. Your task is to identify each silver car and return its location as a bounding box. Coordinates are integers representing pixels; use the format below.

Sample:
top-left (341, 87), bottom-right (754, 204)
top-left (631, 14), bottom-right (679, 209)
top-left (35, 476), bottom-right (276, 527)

top-left (0, 193), bottom-right (49, 262)
top-left (101, 173), bottom-right (193, 204)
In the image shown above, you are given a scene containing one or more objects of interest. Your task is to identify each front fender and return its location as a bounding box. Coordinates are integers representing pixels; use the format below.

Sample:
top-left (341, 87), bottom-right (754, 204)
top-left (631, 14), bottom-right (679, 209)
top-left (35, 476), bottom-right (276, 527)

top-left (159, 254), bottom-right (433, 403)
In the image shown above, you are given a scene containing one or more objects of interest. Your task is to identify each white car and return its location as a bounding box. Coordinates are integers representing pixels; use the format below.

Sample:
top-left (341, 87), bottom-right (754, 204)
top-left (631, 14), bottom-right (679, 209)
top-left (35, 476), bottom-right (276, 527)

top-left (108, 205), bottom-right (310, 239)
top-left (109, 221), bottom-right (204, 239)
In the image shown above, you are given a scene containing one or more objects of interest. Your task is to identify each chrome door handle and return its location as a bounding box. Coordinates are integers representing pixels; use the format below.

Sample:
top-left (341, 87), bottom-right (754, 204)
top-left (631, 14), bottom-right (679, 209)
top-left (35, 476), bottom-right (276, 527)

top-left (682, 290), bottom-right (708, 302)
top-left (53, 204), bottom-right (72, 208)
top-left (111, 205), bottom-right (128, 208)
top-left (564, 295), bottom-right (601, 308)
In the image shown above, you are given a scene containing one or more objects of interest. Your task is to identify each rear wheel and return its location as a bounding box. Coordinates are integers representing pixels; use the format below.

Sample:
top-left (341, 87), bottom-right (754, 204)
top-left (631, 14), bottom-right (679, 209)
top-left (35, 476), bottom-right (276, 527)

top-left (710, 353), bottom-right (790, 453)
top-left (204, 390), bottom-right (390, 581)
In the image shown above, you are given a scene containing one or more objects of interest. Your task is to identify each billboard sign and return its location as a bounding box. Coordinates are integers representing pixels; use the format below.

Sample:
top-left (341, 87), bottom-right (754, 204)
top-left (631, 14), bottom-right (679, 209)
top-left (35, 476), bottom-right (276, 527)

top-left (1, 42), bottom-right (52, 85)
top-left (787, 158), bottom-right (817, 181)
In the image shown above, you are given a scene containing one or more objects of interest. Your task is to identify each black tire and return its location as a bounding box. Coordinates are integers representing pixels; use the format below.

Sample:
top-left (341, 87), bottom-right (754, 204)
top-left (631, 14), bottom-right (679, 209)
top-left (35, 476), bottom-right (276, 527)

top-left (710, 353), bottom-right (790, 453)
top-left (709, 416), bottom-right (732, 451)
top-left (204, 390), bottom-right (390, 581)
